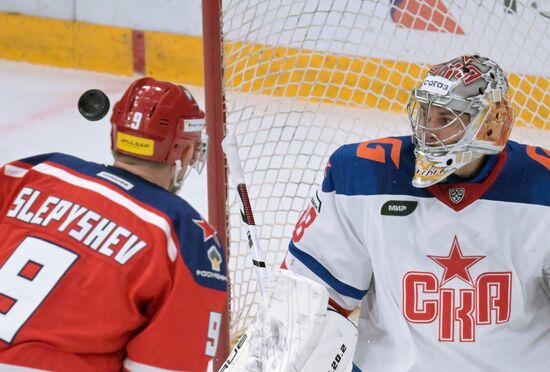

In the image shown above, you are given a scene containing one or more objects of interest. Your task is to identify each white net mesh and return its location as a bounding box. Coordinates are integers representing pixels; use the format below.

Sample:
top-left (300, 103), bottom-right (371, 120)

top-left (220, 0), bottom-right (550, 338)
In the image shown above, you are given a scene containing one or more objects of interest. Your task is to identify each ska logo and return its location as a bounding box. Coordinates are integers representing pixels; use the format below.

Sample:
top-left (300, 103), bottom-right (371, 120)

top-left (402, 236), bottom-right (512, 342)
top-left (449, 188), bottom-right (465, 204)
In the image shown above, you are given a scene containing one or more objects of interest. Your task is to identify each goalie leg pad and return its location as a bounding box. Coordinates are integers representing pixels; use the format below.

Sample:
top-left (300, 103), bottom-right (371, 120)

top-left (219, 269), bottom-right (357, 372)
top-left (297, 309), bottom-right (357, 372)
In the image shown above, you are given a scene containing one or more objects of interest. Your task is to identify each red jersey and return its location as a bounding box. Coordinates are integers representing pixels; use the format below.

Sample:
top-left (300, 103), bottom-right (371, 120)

top-left (0, 153), bottom-right (228, 371)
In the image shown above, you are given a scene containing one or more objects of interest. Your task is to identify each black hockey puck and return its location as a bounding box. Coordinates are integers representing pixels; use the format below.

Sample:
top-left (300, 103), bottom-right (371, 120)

top-left (78, 89), bottom-right (110, 121)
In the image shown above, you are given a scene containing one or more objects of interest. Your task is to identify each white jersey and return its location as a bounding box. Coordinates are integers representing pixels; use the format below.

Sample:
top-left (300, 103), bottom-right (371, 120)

top-left (284, 136), bottom-right (550, 372)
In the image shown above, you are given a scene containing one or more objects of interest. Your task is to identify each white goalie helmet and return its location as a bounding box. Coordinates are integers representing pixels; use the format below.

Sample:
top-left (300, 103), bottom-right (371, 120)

top-left (407, 55), bottom-right (515, 188)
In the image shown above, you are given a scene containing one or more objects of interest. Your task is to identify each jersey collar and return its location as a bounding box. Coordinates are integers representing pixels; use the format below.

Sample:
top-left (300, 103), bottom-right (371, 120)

top-left (427, 149), bottom-right (508, 212)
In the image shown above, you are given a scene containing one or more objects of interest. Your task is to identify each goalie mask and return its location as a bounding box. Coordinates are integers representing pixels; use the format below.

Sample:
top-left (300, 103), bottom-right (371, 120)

top-left (407, 55), bottom-right (514, 188)
top-left (110, 78), bottom-right (207, 187)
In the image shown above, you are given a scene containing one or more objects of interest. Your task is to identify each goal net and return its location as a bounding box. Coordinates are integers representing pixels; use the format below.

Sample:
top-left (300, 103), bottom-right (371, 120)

top-left (206, 0), bottom-right (550, 342)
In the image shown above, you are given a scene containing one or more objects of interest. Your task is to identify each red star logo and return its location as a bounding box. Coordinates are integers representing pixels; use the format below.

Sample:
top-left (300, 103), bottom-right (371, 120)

top-left (427, 236), bottom-right (485, 287)
top-left (193, 219), bottom-right (218, 244)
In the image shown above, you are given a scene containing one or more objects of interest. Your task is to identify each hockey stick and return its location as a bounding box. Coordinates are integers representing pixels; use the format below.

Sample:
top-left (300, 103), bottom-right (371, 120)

top-left (219, 135), bottom-right (271, 371)
top-left (219, 136), bottom-right (357, 372)
top-left (221, 135), bottom-right (268, 295)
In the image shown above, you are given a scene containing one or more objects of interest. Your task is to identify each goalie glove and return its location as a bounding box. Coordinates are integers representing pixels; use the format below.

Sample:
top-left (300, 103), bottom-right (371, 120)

top-left (219, 269), bottom-right (357, 372)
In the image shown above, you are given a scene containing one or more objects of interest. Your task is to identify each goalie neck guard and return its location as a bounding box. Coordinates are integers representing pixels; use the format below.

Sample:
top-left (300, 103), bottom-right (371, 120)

top-left (110, 77), bottom-right (207, 173)
top-left (407, 55), bottom-right (514, 188)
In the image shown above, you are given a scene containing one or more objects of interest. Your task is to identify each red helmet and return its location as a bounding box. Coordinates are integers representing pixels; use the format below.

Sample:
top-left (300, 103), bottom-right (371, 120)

top-left (110, 77), bottom-right (206, 166)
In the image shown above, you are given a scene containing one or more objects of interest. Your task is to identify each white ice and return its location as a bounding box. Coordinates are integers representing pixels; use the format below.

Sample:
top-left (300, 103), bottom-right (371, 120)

top-left (0, 60), bottom-right (209, 217)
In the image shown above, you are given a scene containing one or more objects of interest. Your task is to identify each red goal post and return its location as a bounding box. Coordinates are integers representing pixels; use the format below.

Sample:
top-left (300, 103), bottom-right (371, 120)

top-left (202, 0), bottom-right (229, 367)
top-left (203, 0), bottom-right (550, 366)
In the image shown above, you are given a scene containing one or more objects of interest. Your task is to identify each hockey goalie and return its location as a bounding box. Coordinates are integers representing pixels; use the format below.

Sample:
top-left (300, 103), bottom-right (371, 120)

top-left (222, 54), bottom-right (550, 372)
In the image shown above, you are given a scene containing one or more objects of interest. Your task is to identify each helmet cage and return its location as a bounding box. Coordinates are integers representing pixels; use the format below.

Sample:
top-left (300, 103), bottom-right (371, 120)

top-left (191, 131), bottom-right (208, 174)
top-left (408, 88), bottom-right (485, 155)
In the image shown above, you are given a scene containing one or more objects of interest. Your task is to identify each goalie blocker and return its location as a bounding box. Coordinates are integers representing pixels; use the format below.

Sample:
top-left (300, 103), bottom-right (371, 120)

top-left (219, 269), bottom-right (357, 372)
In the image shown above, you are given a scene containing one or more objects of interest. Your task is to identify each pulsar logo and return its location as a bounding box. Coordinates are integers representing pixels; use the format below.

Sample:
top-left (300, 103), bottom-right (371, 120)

top-left (122, 140), bottom-right (147, 147)
top-left (449, 188), bottom-right (465, 204)
top-left (402, 236), bottom-right (512, 342)
top-left (116, 132), bottom-right (154, 156)
top-left (381, 200), bottom-right (418, 216)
